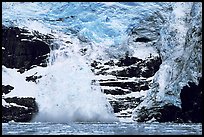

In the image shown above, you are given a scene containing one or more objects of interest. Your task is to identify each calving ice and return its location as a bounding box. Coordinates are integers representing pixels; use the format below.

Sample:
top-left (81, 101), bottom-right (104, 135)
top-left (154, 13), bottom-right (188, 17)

top-left (2, 1), bottom-right (202, 129)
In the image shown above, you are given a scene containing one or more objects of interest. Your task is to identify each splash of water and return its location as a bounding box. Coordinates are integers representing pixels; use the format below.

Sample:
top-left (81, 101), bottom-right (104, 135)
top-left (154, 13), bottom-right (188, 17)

top-left (32, 42), bottom-right (118, 122)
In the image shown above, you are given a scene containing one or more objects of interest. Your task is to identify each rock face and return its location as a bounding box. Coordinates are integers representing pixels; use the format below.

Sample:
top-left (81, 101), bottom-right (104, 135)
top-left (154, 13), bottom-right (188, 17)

top-left (2, 25), bottom-right (52, 72)
top-left (91, 53), bottom-right (162, 117)
top-left (2, 97), bottom-right (38, 123)
top-left (134, 104), bottom-right (182, 122)
top-left (2, 85), bottom-right (14, 95)
top-left (180, 78), bottom-right (202, 123)
top-left (25, 73), bottom-right (42, 83)
top-left (2, 84), bottom-right (38, 123)
top-left (2, 26), bottom-right (52, 122)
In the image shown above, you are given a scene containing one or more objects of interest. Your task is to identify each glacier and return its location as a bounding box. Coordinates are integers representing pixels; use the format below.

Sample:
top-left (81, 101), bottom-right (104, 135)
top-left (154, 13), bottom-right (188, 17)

top-left (2, 2), bottom-right (202, 123)
top-left (131, 2), bottom-right (202, 122)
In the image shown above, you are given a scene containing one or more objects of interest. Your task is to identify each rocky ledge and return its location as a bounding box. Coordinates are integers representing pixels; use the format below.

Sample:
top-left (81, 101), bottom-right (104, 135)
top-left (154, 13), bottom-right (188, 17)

top-left (2, 25), bottom-right (53, 122)
top-left (2, 25), bottom-right (52, 73)
top-left (2, 85), bottom-right (38, 123)
top-left (91, 53), bottom-right (162, 118)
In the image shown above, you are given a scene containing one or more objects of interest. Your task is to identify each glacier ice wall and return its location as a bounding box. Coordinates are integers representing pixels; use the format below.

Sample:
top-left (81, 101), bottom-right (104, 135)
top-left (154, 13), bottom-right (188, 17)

top-left (132, 2), bottom-right (202, 121)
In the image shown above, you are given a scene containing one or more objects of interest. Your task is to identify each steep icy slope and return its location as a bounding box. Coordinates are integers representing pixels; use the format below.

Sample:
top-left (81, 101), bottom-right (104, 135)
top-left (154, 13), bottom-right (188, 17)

top-left (132, 2), bottom-right (202, 122)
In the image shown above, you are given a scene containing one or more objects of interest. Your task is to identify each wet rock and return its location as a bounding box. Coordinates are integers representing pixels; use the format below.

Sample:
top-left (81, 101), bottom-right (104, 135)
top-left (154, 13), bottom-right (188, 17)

top-left (109, 97), bottom-right (142, 113)
top-left (134, 37), bottom-right (152, 43)
top-left (109, 66), bottom-right (141, 78)
top-left (91, 53), bottom-right (162, 118)
top-left (2, 85), bottom-right (14, 95)
top-left (133, 104), bottom-right (182, 123)
top-left (180, 78), bottom-right (202, 123)
top-left (1, 26), bottom-right (53, 123)
top-left (116, 55), bottom-right (143, 67)
top-left (100, 81), bottom-right (149, 92)
top-left (91, 60), bottom-right (102, 69)
top-left (158, 104), bottom-right (182, 122)
top-left (2, 97), bottom-right (38, 123)
top-left (93, 56), bottom-right (162, 78)
top-left (141, 56), bottom-right (162, 78)
top-left (103, 88), bottom-right (131, 95)
top-left (4, 97), bottom-right (38, 108)
top-left (26, 73), bottom-right (42, 83)
top-left (2, 26), bottom-right (51, 71)
top-left (104, 60), bottom-right (115, 66)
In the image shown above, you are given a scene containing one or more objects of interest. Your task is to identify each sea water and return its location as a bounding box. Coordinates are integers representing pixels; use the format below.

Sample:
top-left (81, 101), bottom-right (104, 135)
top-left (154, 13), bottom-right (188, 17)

top-left (2, 122), bottom-right (202, 135)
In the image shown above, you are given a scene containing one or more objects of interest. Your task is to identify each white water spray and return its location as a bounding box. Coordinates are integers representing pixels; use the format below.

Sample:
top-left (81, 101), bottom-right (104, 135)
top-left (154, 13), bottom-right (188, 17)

top-left (32, 43), bottom-right (118, 122)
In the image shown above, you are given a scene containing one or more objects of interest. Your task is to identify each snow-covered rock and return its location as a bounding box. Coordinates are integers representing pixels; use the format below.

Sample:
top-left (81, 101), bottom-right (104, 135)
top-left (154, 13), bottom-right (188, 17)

top-left (91, 52), bottom-right (162, 118)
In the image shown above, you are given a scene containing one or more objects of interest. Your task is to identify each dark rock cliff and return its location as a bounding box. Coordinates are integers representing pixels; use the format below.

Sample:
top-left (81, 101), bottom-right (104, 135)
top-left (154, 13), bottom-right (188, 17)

top-left (2, 25), bottom-right (51, 72)
top-left (2, 26), bottom-right (52, 122)
top-left (91, 52), bottom-right (162, 117)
